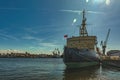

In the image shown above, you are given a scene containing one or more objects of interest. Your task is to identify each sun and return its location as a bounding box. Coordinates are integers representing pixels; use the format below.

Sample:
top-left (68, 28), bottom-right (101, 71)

top-left (86, 0), bottom-right (89, 3)
top-left (106, 0), bottom-right (110, 5)
top-left (90, 0), bottom-right (111, 5)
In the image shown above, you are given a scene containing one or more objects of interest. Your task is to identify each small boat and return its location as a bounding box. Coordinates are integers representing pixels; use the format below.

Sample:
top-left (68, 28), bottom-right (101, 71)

top-left (63, 10), bottom-right (100, 68)
top-left (52, 48), bottom-right (61, 58)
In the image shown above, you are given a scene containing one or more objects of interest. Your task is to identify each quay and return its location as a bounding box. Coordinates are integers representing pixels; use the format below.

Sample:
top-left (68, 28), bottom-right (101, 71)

top-left (101, 55), bottom-right (120, 68)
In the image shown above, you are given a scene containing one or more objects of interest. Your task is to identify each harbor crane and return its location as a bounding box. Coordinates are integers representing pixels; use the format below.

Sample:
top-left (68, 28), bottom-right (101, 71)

top-left (101, 29), bottom-right (110, 55)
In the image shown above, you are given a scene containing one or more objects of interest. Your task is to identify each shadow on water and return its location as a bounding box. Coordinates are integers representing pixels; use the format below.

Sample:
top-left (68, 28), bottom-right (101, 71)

top-left (63, 66), bottom-right (100, 80)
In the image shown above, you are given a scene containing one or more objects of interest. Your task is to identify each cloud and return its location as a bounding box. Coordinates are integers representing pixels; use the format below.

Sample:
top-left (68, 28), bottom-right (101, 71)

top-left (61, 9), bottom-right (105, 15)
top-left (40, 42), bottom-right (57, 47)
top-left (22, 35), bottom-right (42, 41)
top-left (26, 43), bottom-right (60, 54)
top-left (0, 8), bottom-right (26, 10)
top-left (0, 49), bottom-right (25, 54)
top-left (0, 36), bottom-right (8, 40)
top-left (27, 48), bottom-right (53, 54)
top-left (87, 11), bottom-right (105, 14)
top-left (24, 28), bottom-right (39, 34)
top-left (0, 33), bottom-right (18, 40)
top-left (60, 9), bottom-right (82, 15)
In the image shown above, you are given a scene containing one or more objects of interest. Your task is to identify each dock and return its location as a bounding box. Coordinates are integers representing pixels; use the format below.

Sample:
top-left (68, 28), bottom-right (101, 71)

top-left (101, 55), bottom-right (120, 68)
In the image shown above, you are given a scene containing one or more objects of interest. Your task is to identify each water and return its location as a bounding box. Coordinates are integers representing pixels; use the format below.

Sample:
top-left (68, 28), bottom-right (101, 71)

top-left (0, 58), bottom-right (120, 80)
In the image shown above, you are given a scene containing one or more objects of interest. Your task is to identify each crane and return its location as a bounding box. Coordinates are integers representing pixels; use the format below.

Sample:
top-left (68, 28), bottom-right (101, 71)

top-left (101, 29), bottom-right (111, 55)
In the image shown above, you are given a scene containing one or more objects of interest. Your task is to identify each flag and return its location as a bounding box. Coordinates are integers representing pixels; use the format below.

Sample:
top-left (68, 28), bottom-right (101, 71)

top-left (64, 35), bottom-right (68, 38)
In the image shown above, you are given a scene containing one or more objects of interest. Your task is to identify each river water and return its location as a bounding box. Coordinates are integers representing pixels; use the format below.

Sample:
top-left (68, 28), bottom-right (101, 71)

top-left (0, 58), bottom-right (120, 80)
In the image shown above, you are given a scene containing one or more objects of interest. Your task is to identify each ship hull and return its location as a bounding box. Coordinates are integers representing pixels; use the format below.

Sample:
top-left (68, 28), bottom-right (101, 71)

top-left (102, 60), bottom-right (120, 68)
top-left (63, 47), bottom-right (100, 68)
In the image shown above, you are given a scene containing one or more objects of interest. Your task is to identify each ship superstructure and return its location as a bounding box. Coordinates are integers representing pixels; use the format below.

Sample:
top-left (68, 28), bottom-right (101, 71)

top-left (67, 10), bottom-right (97, 50)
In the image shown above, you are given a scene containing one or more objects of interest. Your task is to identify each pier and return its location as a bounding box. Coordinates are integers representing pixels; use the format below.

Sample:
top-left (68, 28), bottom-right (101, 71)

top-left (101, 55), bottom-right (120, 67)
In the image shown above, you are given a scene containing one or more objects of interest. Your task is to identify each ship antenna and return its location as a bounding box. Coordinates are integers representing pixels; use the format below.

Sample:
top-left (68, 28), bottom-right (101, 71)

top-left (80, 9), bottom-right (88, 36)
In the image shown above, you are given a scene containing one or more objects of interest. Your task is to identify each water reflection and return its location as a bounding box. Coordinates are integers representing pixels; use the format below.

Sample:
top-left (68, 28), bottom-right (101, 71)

top-left (63, 66), bottom-right (100, 80)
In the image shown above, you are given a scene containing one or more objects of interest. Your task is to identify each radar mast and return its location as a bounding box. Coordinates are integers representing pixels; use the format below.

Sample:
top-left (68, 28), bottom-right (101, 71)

top-left (80, 9), bottom-right (88, 36)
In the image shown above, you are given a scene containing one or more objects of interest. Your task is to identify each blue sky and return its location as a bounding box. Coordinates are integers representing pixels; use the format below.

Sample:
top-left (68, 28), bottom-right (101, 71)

top-left (0, 0), bottom-right (119, 54)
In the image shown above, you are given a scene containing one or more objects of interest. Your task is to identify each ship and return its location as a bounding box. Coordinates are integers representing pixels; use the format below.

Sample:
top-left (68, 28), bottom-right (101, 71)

top-left (52, 48), bottom-right (61, 58)
top-left (63, 10), bottom-right (100, 68)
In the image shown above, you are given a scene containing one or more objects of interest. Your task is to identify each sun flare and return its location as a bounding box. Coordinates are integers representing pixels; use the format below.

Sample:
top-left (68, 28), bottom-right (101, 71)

top-left (106, 0), bottom-right (110, 5)
top-left (91, 0), bottom-right (111, 5)
top-left (86, 0), bottom-right (89, 3)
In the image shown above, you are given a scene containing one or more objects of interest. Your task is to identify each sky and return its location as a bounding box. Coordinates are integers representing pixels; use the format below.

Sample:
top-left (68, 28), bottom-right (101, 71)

top-left (0, 0), bottom-right (120, 54)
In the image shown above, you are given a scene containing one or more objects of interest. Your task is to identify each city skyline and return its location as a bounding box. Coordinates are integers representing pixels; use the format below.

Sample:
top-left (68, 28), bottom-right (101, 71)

top-left (0, 0), bottom-right (119, 54)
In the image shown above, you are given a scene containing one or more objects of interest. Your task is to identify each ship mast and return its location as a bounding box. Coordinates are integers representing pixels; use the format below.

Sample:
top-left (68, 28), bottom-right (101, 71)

top-left (80, 10), bottom-right (88, 36)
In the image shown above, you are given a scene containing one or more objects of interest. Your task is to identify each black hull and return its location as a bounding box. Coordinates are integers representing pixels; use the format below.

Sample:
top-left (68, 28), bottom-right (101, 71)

top-left (63, 47), bottom-right (100, 68)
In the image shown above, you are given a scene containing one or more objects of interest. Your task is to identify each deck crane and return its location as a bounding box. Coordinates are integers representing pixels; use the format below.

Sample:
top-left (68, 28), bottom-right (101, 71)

top-left (101, 29), bottom-right (111, 55)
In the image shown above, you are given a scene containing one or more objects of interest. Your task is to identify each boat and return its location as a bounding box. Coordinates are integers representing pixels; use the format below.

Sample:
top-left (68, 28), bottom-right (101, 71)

top-left (52, 48), bottom-right (61, 58)
top-left (63, 10), bottom-right (100, 68)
